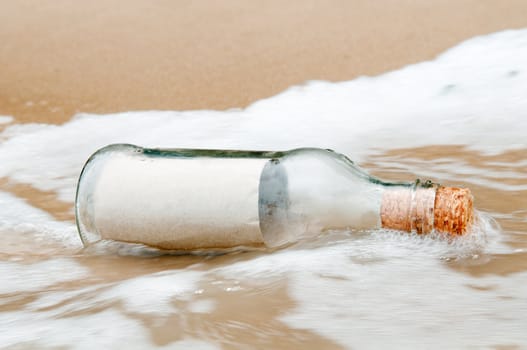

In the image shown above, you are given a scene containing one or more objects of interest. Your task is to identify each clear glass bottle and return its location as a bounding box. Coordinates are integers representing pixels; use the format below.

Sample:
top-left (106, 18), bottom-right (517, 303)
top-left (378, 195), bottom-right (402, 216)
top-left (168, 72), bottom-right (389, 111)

top-left (75, 144), bottom-right (473, 250)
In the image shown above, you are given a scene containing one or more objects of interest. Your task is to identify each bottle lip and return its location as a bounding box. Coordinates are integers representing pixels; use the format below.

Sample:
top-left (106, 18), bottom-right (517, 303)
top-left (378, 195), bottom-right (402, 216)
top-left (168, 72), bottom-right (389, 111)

top-left (380, 185), bottom-right (473, 235)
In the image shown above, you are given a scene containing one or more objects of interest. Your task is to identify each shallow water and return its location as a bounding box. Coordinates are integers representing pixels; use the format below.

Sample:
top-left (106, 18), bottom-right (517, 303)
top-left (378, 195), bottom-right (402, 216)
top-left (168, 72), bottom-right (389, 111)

top-left (1, 29), bottom-right (526, 349)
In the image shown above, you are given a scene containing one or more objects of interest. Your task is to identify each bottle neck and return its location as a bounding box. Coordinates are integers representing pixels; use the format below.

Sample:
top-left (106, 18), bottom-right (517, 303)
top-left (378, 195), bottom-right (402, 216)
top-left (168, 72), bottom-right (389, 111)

top-left (380, 184), bottom-right (474, 235)
top-left (380, 184), bottom-right (436, 234)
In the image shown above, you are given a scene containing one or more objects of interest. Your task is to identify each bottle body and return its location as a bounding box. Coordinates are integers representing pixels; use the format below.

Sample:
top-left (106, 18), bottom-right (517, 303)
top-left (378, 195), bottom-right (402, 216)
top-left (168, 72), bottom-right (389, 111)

top-left (77, 145), bottom-right (276, 249)
top-left (75, 144), bottom-right (472, 250)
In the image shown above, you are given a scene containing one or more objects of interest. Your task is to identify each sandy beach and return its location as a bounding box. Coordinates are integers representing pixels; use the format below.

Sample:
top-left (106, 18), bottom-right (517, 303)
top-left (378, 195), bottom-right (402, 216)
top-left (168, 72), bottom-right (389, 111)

top-left (1, 2), bottom-right (527, 349)
top-left (2, 0), bottom-right (527, 124)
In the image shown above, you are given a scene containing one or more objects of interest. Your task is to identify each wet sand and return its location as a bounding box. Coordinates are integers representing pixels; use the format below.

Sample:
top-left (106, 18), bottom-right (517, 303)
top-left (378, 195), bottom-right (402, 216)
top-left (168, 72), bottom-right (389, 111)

top-left (2, 0), bottom-right (527, 123)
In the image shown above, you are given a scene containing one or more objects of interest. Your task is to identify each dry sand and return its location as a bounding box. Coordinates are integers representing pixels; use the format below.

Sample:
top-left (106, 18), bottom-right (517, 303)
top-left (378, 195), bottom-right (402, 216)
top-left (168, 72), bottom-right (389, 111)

top-left (1, 0), bottom-right (527, 124)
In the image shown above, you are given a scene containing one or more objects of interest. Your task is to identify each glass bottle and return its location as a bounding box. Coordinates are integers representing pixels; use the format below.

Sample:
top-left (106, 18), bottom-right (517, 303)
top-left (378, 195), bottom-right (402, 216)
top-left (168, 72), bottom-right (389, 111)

top-left (75, 144), bottom-right (473, 250)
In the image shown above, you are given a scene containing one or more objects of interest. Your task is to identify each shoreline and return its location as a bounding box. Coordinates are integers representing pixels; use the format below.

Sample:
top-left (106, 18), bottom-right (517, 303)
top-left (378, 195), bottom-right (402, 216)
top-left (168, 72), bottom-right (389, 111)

top-left (1, 0), bottom-right (527, 124)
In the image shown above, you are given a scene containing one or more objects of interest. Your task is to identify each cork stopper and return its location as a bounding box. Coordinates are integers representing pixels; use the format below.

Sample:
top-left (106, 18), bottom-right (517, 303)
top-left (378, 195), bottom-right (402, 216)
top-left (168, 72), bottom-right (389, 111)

top-left (380, 185), bottom-right (473, 235)
top-left (433, 186), bottom-right (474, 235)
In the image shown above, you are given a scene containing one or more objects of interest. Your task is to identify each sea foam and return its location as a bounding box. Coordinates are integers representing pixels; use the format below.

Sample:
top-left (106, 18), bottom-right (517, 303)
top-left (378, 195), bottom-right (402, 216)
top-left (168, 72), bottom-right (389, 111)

top-left (0, 29), bottom-right (525, 206)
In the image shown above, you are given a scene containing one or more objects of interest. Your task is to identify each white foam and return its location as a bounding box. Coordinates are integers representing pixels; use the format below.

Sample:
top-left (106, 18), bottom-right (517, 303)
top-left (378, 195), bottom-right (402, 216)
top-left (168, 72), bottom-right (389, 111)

top-left (209, 215), bottom-right (519, 348)
top-left (281, 259), bottom-right (527, 349)
top-left (0, 115), bottom-right (13, 124)
top-left (188, 299), bottom-right (216, 314)
top-left (0, 29), bottom-right (526, 203)
top-left (0, 212), bottom-right (509, 348)
top-left (98, 270), bottom-right (204, 315)
top-left (0, 308), bottom-right (219, 349)
top-left (217, 214), bottom-right (502, 281)
top-left (23, 269), bottom-right (206, 318)
top-left (4, 267), bottom-right (219, 349)
top-left (0, 191), bottom-right (81, 250)
top-left (0, 258), bottom-right (87, 294)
